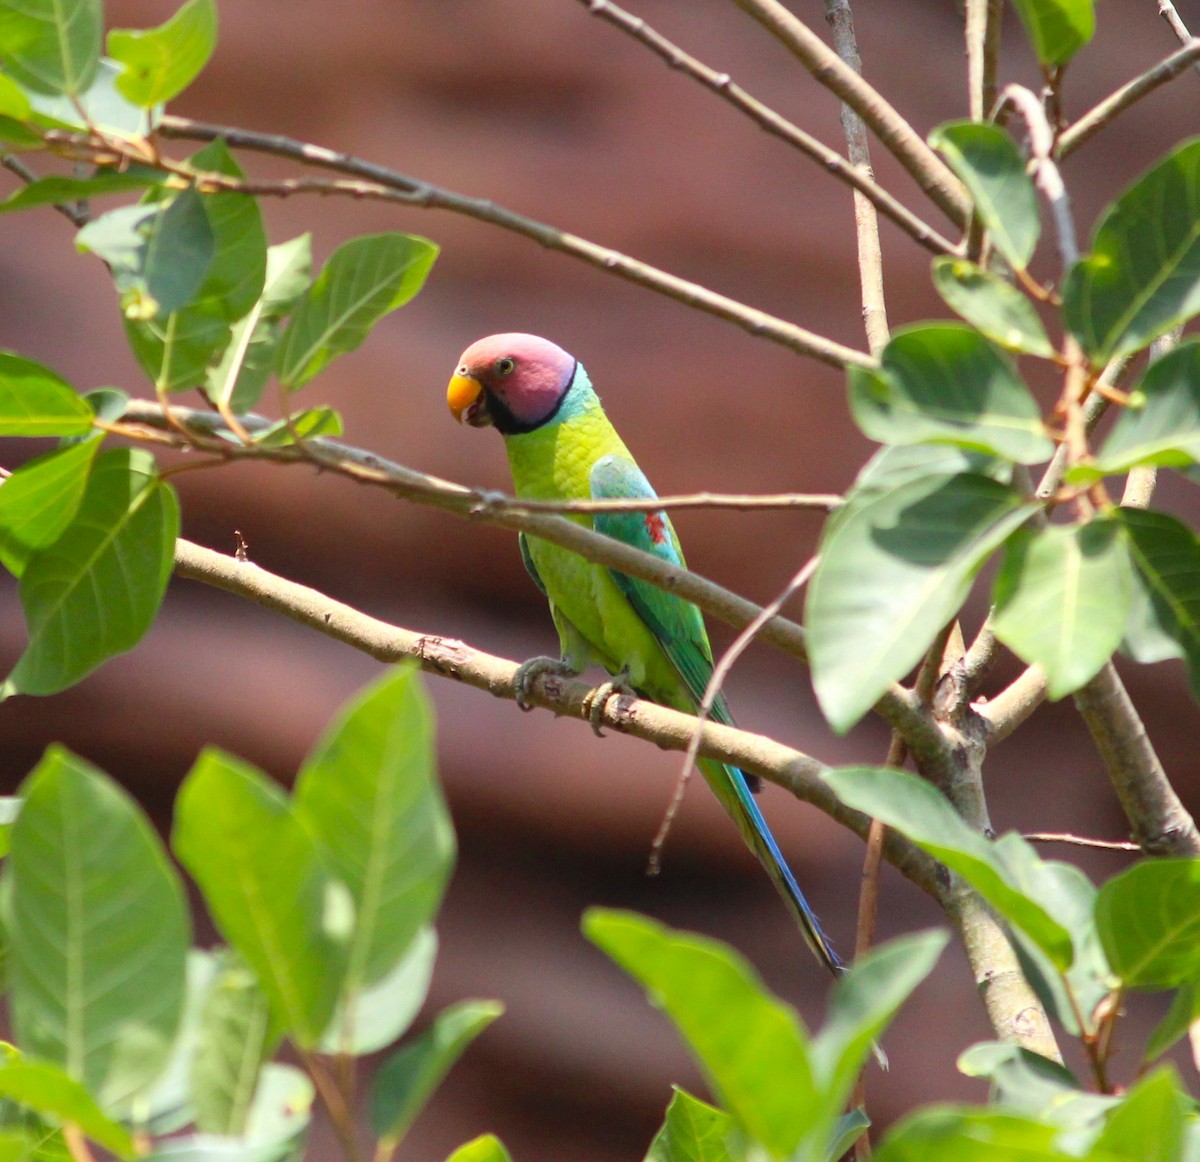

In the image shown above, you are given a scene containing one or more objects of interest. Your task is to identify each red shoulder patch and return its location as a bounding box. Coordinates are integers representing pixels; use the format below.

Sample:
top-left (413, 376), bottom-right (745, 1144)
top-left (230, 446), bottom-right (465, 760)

top-left (644, 512), bottom-right (668, 545)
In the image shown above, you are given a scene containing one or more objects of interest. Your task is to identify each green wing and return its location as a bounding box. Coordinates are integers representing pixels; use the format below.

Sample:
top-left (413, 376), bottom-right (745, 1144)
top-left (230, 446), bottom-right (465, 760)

top-left (589, 454), bottom-right (727, 717)
top-left (518, 531), bottom-right (548, 596)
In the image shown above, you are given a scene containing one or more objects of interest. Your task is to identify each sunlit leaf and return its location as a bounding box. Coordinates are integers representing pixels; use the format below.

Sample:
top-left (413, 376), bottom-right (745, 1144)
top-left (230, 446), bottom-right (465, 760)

top-left (930, 258), bottom-right (1055, 356)
top-left (0, 353), bottom-right (92, 437)
top-left (0, 0), bottom-right (101, 95)
top-left (645, 1088), bottom-right (736, 1162)
top-left (108, 0), bottom-right (217, 107)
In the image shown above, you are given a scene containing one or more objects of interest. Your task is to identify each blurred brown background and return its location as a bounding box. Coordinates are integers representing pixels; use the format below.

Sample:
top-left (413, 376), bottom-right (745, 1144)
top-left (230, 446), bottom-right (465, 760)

top-left (2, 1), bottom-right (1200, 1158)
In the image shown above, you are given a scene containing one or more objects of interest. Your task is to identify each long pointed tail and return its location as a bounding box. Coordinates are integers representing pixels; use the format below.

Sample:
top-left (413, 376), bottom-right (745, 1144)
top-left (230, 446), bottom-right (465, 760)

top-left (700, 758), bottom-right (843, 977)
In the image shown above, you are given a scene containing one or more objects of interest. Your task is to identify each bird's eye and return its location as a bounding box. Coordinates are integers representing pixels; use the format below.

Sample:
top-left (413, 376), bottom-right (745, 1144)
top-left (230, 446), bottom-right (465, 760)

top-left (494, 356), bottom-right (516, 377)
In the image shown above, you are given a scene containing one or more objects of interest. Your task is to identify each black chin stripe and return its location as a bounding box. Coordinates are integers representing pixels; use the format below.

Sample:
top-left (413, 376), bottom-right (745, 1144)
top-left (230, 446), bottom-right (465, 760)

top-left (490, 358), bottom-right (578, 435)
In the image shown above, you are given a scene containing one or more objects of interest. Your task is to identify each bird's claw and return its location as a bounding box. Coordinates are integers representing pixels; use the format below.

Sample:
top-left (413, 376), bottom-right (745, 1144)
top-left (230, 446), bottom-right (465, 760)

top-left (581, 668), bottom-right (636, 737)
top-left (513, 655), bottom-right (580, 711)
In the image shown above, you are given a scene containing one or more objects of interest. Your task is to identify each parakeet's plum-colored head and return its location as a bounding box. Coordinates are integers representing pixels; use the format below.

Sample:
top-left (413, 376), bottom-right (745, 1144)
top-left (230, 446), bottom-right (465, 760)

top-left (447, 333), bottom-right (577, 435)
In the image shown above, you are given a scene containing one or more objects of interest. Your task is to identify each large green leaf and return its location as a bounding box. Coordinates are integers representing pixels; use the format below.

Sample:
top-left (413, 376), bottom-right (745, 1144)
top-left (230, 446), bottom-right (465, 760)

top-left (0, 439), bottom-right (99, 576)
top-left (992, 518), bottom-right (1134, 698)
top-left (2, 747), bottom-right (189, 1108)
top-left (3, 448), bottom-right (179, 697)
top-left (0, 1056), bottom-right (134, 1157)
top-left (191, 950), bottom-right (274, 1137)
top-left (0, 353), bottom-right (93, 436)
top-left (370, 1000), bottom-right (503, 1147)
top-left (124, 307), bottom-right (231, 393)
top-left (645, 1088), bottom-right (736, 1162)
top-left (812, 931), bottom-right (948, 1110)
top-left (1009, 0), bottom-right (1094, 66)
top-left (317, 927), bottom-right (437, 1056)
top-left (874, 1107), bottom-right (1070, 1162)
top-left (276, 232), bottom-right (438, 389)
top-left (1091, 1067), bottom-right (1187, 1162)
top-left (0, 0), bottom-right (101, 94)
top-left (172, 750), bottom-right (349, 1048)
top-left (107, 0), bottom-right (217, 107)
top-left (822, 769), bottom-right (1074, 968)
top-left (0, 170), bottom-right (165, 215)
top-left (1096, 341), bottom-right (1200, 472)
top-left (76, 190), bottom-right (216, 320)
top-left (848, 323), bottom-right (1052, 463)
top-left (805, 472), bottom-right (1035, 732)
top-left (294, 667), bottom-right (454, 1001)
top-left (26, 56), bottom-right (151, 135)
top-left (1065, 140), bottom-right (1200, 364)
top-left (1118, 508), bottom-right (1200, 694)
top-left (1095, 860), bottom-right (1200, 989)
top-left (0, 73), bottom-right (29, 117)
top-left (583, 909), bottom-right (818, 1159)
top-left (1143, 982), bottom-right (1200, 1065)
top-left (928, 122), bottom-right (1040, 270)
top-left (930, 258), bottom-right (1055, 357)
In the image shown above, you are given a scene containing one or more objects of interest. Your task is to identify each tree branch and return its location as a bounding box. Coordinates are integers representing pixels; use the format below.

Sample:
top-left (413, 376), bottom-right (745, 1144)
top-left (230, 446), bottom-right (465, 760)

top-left (146, 118), bottom-right (872, 370)
top-left (1057, 38), bottom-right (1200, 158)
top-left (729, 0), bottom-right (970, 226)
top-left (966, 0), bottom-right (1004, 123)
top-left (573, 0), bottom-right (957, 256)
top-left (172, 536), bottom-right (946, 898)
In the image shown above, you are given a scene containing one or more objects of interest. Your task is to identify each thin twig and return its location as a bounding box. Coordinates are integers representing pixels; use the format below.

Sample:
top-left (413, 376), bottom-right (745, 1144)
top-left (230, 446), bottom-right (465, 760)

top-left (825, 0), bottom-right (889, 354)
top-left (1158, 0), bottom-right (1200, 49)
top-left (576, 0), bottom-right (956, 255)
top-left (1058, 38), bottom-right (1200, 157)
top-left (146, 118), bottom-right (872, 369)
top-left (173, 537), bottom-right (947, 898)
top-left (1022, 832), bottom-right (1139, 852)
top-left (730, 0), bottom-right (970, 226)
top-left (966, 0), bottom-right (1005, 122)
top-left (470, 490), bottom-right (843, 515)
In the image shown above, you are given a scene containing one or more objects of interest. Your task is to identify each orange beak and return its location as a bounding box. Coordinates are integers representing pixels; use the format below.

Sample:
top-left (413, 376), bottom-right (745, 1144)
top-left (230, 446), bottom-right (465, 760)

top-left (447, 373), bottom-right (483, 423)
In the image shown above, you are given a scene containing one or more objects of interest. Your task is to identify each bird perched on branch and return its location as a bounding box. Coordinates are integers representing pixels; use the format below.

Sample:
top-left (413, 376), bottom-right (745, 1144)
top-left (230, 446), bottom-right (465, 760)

top-left (447, 332), bottom-right (841, 976)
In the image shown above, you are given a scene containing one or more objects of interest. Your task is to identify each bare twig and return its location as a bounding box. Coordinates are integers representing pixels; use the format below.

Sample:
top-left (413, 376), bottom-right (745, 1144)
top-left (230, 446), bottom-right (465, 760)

top-left (575, 0), bottom-right (956, 256)
top-left (469, 490), bottom-right (843, 515)
top-left (144, 118), bottom-right (871, 369)
top-left (966, 0), bottom-right (1004, 122)
top-left (730, 0), bottom-right (970, 226)
top-left (1023, 832), bottom-right (1139, 852)
top-left (173, 537), bottom-right (947, 897)
top-left (1058, 38), bottom-right (1200, 157)
top-left (1158, 0), bottom-right (1200, 49)
top-left (825, 0), bottom-right (889, 354)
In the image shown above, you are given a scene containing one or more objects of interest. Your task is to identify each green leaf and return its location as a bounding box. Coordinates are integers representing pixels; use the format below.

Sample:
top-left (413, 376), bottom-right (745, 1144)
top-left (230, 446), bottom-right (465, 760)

top-left (1009, 0), bottom-right (1095, 66)
top-left (0, 797), bottom-right (20, 858)
top-left (992, 518), bottom-right (1133, 698)
top-left (443, 1136), bottom-right (513, 1162)
top-left (191, 950), bottom-right (274, 1137)
top-left (822, 769), bottom-right (1074, 968)
top-left (108, 0), bottom-right (217, 107)
top-left (207, 234), bottom-right (312, 413)
top-left (370, 1000), bottom-right (503, 1146)
top-left (3, 449), bottom-right (178, 697)
top-left (852, 443), bottom-right (1013, 495)
top-left (0, 1056), bottom-right (134, 1157)
top-left (2, 747), bottom-right (189, 1109)
top-left (813, 931), bottom-right (949, 1110)
top-left (0, 170), bottom-right (166, 215)
top-left (124, 307), bottom-right (231, 393)
top-left (848, 323), bottom-right (1052, 463)
top-left (828, 1111), bottom-right (871, 1162)
top-left (1144, 982), bottom-right (1200, 1064)
top-left (805, 472), bottom-right (1035, 732)
top-left (172, 749), bottom-right (350, 1048)
top-left (1096, 341), bottom-right (1200, 471)
top-left (0, 0), bottom-right (101, 95)
top-left (294, 667), bottom-right (454, 998)
top-left (1092, 1067), bottom-right (1186, 1162)
top-left (930, 258), bottom-right (1055, 356)
top-left (77, 190), bottom-right (216, 320)
top-left (1065, 140), bottom-right (1200, 364)
top-left (1118, 508), bottom-right (1200, 693)
top-left (317, 927), bottom-right (438, 1056)
top-left (0, 439), bottom-right (100, 576)
top-left (276, 232), bottom-right (438, 389)
top-left (873, 1107), bottom-right (1069, 1162)
top-left (0, 354), bottom-right (92, 436)
top-left (250, 407), bottom-right (342, 447)
top-left (583, 909), bottom-right (817, 1159)
top-left (0, 73), bottom-right (30, 118)
top-left (929, 122), bottom-right (1040, 269)
top-left (645, 1088), bottom-right (736, 1162)
top-left (1096, 860), bottom-right (1200, 988)
top-left (26, 57), bottom-right (152, 135)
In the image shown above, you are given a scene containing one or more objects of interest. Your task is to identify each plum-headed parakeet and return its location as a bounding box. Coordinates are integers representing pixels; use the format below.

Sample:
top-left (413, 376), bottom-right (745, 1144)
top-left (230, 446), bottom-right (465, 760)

top-left (447, 333), bottom-right (841, 975)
